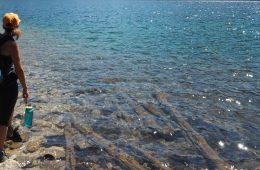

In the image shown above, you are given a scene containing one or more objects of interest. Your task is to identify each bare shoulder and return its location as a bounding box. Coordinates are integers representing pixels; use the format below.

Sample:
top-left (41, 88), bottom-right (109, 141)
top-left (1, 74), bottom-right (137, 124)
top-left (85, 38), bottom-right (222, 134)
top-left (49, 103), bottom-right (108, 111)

top-left (4, 40), bottom-right (19, 54)
top-left (6, 40), bottom-right (19, 48)
top-left (0, 41), bottom-right (19, 58)
top-left (0, 40), bottom-right (17, 56)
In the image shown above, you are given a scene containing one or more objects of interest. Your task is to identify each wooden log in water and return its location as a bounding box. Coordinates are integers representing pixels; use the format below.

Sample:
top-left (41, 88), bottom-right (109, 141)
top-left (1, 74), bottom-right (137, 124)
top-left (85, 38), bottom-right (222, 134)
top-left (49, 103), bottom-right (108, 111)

top-left (154, 91), bottom-right (230, 170)
top-left (72, 123), bottom-right (171, 170)
top-left (64, 123), bottom-right (76, 170)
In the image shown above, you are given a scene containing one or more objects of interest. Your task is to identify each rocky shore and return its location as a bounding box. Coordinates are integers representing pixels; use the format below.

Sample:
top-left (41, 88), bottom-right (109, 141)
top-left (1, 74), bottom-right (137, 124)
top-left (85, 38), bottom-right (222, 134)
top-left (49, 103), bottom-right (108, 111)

top-left (0, 98), bottom-right (67, 170)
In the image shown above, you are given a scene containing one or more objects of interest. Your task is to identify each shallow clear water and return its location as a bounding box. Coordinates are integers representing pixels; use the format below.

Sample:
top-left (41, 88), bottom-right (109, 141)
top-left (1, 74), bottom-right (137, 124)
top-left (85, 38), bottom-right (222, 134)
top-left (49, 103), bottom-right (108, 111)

top-left (1, 0), bottom-right (259, 169)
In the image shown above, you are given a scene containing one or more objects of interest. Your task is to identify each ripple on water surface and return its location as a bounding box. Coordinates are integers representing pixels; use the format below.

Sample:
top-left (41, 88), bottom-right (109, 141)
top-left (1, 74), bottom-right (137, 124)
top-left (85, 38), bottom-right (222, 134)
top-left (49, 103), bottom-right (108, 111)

top-left (2, 0), bottom-right (259, 169)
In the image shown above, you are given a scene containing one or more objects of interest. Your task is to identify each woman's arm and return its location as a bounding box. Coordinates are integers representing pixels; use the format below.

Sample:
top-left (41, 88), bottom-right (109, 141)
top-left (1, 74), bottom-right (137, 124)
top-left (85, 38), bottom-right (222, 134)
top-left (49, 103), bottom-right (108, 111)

top-left (9, 42), bottom-right (29, 100)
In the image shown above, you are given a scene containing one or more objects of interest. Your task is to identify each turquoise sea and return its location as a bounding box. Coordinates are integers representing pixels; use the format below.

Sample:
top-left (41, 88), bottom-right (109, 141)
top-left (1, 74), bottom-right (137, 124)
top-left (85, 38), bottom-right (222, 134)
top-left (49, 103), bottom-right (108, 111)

top-left (1, 0), bottom-right (259, 169)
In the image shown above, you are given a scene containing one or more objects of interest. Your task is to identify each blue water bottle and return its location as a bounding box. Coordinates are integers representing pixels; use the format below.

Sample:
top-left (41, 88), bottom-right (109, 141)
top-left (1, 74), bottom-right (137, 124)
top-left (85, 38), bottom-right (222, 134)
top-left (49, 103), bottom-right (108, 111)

top-left (24, 106), bottom-right (33, 128)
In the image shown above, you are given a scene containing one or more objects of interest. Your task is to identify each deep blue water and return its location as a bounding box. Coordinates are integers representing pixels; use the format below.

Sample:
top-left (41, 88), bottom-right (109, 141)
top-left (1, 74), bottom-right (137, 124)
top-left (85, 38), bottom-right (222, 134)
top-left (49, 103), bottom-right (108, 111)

top-left (1, 0), bottom-right (259, 169)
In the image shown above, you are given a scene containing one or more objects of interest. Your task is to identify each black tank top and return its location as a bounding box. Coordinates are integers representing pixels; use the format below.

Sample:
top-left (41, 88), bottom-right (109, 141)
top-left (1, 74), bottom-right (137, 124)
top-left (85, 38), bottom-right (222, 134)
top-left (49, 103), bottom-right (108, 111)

top-left (0, 34), bottom-right (17, 88)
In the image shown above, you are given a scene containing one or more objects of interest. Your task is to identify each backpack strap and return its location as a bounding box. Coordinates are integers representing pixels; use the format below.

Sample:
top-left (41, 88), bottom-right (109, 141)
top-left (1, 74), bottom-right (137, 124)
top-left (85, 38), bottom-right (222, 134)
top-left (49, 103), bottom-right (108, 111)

top-left (0, 34), bottom-right (14, 47)
top-left (0, 34), bottom-right (15, 81)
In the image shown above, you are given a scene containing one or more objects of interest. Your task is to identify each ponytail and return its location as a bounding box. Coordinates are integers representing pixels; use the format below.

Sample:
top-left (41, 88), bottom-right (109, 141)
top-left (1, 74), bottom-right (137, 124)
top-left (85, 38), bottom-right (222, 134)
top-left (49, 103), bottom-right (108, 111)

top-left (12, 27), bottom-right (21, 40)
top-left (3, 26), bottom-right (21, 40)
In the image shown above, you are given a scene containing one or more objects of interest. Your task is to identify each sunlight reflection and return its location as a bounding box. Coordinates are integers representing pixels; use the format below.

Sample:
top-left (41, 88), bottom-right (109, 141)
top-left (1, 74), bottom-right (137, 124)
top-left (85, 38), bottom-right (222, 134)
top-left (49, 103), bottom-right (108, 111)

top-left (218, 141), bottom-right (225, 148)
top-left (238, 143), bottom-right (248, 151)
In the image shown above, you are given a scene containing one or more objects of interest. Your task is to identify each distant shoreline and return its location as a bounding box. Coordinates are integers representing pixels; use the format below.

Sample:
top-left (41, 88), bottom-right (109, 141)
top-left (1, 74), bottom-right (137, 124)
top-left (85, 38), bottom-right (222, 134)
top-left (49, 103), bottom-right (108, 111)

top-left (172, 0), bottom-right (260, 2)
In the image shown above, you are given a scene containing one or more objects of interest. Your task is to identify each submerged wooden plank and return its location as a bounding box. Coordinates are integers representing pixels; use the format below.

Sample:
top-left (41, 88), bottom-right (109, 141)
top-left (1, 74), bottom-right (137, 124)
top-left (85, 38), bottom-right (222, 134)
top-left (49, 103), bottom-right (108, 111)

top-left (64, 123), bottom-right (76, 170)
top-left (154, 91), bottom-right (230, 170)
top-left (73, 123), bottom-right (171, 170)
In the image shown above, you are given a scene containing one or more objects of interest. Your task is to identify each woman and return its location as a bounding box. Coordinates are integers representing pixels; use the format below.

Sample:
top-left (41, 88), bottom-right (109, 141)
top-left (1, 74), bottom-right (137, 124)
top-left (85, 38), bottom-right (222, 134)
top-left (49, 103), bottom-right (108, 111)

top-left (0, 13), bottom-right (29, 162)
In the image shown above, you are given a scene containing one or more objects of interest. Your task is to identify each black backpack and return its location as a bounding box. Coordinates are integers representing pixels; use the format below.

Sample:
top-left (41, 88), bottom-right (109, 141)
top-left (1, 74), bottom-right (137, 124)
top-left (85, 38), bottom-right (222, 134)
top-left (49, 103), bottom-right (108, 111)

top-left (0, 34), bottom-right (14, 84)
